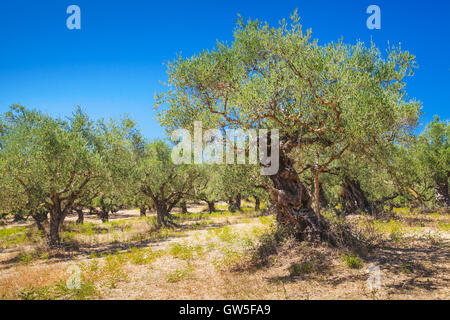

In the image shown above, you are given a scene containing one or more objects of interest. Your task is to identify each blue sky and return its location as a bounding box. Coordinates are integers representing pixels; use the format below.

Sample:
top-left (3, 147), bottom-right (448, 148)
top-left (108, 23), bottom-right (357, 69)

top-left (0, 0), bottom-right (448, 139)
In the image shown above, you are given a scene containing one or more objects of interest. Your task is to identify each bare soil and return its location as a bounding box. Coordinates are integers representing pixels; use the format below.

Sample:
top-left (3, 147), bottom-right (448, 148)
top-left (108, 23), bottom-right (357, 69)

top-left (0, 204), bottom-right (448, 300)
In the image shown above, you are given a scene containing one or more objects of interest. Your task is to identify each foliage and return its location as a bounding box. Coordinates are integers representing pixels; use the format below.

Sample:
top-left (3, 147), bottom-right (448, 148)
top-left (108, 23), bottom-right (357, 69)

top-left (135, 139), bottom-right (201, 227)
top-left (0, 105), bottom-right (138, 245)
top-left (154, 11), bottom-right (422, 237)
top-left (341, 253), bottom-right (362, 269)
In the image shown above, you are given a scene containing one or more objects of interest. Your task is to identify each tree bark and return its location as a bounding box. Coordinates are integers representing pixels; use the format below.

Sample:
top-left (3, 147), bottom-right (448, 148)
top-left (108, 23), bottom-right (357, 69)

top-left (339, 177), bottom-right (370, 214)
top-left (98, 207), bottom-right (109, 223)
top-left (268, 149), bottom-right (324, 240)
top-left (318, 182), bottom-right (328, 209)
top-left (155, 202), bottom-right (172, 228)
top-left (227, 197), bottom-right (233, 212)
top-left (13, 210), bottom-right (26, 222)
top-left (32, 209), bottom-right (48, 233)
top-left (229, 194), bottom-right (241, 212)
top-left (76, 209), bottom-right (84, 224)
top-left (207, 201), bottom-right (216, 214)
top-left (434, 182), bottom-right (449, 208)
top-left (254, 196), bottom-right (261, 211)
top-left (48, 210), bottom-right (64, 246)
top-left (313, 172), bottom-right (321, 217)
top-left (180, 201), bottom-right (188, 214)
top-left (235, 194), bottom-right (241, 211)
top-left (142, 187), bottom-right (180, 229)
top-left (111, 205), bottom-right (119, 214)
top-left (156, 205), bottom-right (164, 227)
top-left (311, 173), bottom-right (329, 216)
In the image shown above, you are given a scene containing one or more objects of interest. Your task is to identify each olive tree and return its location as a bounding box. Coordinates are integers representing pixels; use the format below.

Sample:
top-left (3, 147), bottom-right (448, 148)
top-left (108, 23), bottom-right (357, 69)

top-left (389, 117), bottom-right (449, 208)
top-left (417, 117), bottom-right (449, 207)
top-left (0, 105), bottom-right (138, 246)
top-left (190, 164), bottom-right (223, 213)
top-left (155, 12), bottom-right (420, 240)
top-left (217, 164), bottom-right (269, 212)
top-left (90, 117), bottom-right (140, 222)
top-left (191, 163), bottom-right (268, 213)
top-left (136, 140), bottom-right (200, 227)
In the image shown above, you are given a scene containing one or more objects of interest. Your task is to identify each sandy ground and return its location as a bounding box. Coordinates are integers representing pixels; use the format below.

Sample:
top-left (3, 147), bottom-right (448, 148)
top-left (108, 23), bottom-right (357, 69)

top-left (0, 205), bottom-right (449, 300)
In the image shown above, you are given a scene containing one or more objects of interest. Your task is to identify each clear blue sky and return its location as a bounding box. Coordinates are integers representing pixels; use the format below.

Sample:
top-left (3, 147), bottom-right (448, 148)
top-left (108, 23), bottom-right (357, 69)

top-left (0, 0), bottom-right (448, 139)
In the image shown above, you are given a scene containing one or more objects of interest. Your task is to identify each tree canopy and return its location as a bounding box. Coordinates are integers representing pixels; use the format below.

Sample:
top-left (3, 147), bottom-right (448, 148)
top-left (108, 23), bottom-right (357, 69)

top-left (155, 12), bottom-right (423, 239)
top-left (0, 105), bottom-right (138, 245)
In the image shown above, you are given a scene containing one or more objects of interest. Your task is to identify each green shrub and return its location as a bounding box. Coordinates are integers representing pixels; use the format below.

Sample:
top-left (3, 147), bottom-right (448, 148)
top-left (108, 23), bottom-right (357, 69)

top-left (258, 216), bottom-right (274, 226)
top-left (438, 222), bottom-right (449, 232)
top-left (288, 261), bottom-right (314, 276)
top-left (20, 253), bottom-right (34, 264)
top-left (18, 280), bottom-right (97, 300)
top-left (212, 247), bottom-right (249, 271)
top-left (169, 243), bottom-right (195, 260)
top-left (400, 264), bottom-right (413, 274)
top-left (128, 247), bottom-right (165, 265)
top-left (103, 254), bottom-right (128, 288)
top-left (212, 226), bottom-right (238, 243)
top-left (0, 226), bottom-right (28, 247)
top-left (166, 264), bottom-right (194, 283)
top-left (341, 253), bottom-right (363, 269)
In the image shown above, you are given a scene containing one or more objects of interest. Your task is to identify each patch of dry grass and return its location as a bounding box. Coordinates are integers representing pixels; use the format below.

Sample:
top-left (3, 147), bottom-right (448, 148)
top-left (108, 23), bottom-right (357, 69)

top-left (0, 206), bottom-right (448, 300)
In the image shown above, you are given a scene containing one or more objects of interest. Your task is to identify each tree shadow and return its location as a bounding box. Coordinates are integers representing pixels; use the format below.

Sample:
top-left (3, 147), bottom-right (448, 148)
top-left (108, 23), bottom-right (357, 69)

top-left (0, 215), bottom-right (236, 270)
top-left (262, 237), bottom-right (449, 295)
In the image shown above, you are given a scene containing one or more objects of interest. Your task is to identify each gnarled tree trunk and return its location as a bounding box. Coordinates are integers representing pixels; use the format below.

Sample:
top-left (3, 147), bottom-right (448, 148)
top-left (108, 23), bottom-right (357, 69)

top-left (98, 198), bottom-right (109, 222)
top-left (153, 200), bottom-right (180, 229)
top-left (155, 202), bottom-right (177, 228)
top-left (268, 150), bottom-right (324, 240)
top-left (435, 182), bottom-right (449, 208)
top-left (76, 209), bottom-right (84, 224)
top-left (229, 194), bottom-right (241, 212)
top-left (339, 177), bottom-right (370, 214)
top-left (98, 209), bottom-right (109, 223)
top-left (32, 209), bottom-right (48, 233)
top-left (180, 201), bottom-right (188, 214)
top-left (155, 203), bottom-right (166, 227)
top-left (315, 181), bottom-right (328, 209)
top-left (111, 205), bottom-right (119, 214)
top-left (227, 197), bottom-right (233, 211)
top-left (48, 209), bottom-right (65, 246)
top-left (254, 196), bottom-right (261, 211)
top-left (206, 201), bottom-right (216, 214)
top-left (13, 210), bottom-right (26, 222)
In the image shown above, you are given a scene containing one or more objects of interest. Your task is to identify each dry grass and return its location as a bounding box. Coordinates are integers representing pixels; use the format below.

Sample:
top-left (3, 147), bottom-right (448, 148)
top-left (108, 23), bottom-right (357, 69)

top-left (0, 204), bottom-right (448, 300)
